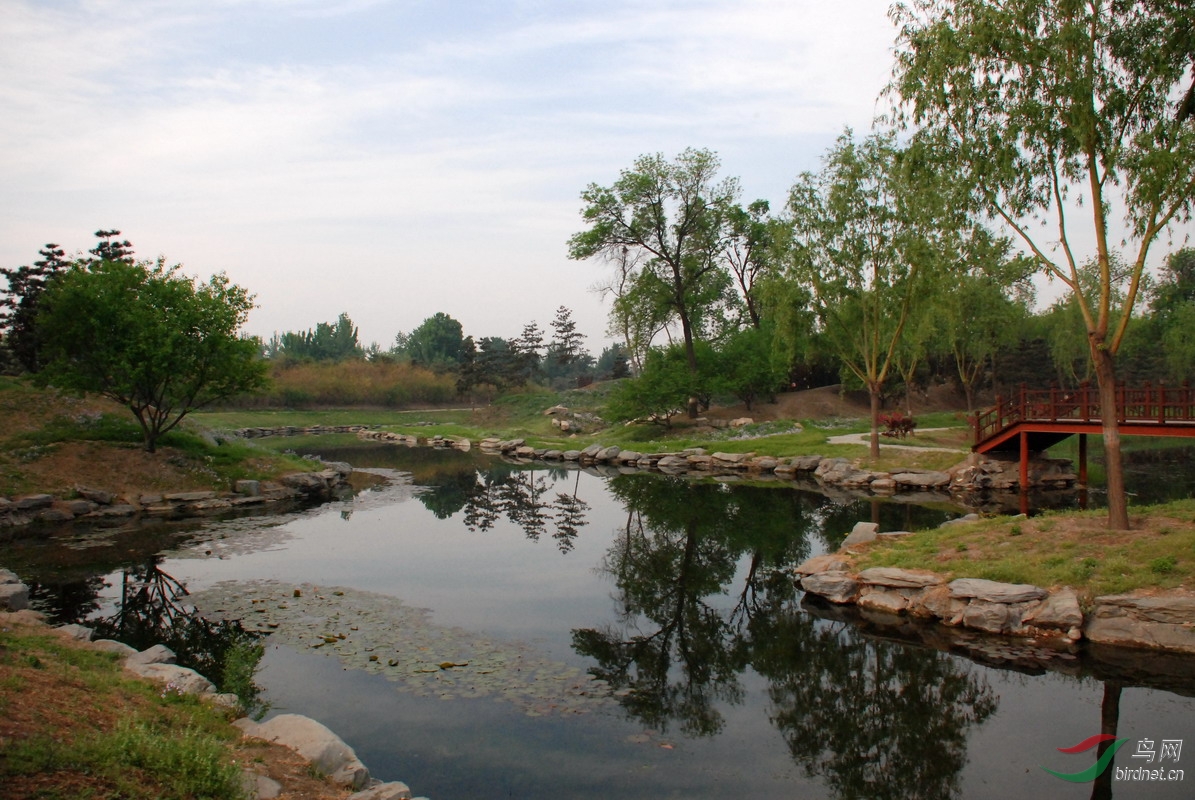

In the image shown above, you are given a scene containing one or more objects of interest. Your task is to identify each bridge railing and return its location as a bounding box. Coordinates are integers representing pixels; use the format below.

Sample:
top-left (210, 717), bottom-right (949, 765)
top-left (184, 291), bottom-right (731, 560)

top-left (972, 382), bottom-right (1195, 444)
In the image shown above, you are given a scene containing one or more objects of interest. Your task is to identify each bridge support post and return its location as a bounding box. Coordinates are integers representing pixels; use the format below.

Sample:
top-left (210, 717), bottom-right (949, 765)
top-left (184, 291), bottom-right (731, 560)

top-left (1019, 431), bottom-right (1029, 491)
top-left (1078, 433), bottom-right (1088, 486)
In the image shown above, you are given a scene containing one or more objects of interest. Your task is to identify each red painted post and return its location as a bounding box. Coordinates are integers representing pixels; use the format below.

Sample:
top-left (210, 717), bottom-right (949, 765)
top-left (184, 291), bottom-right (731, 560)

top-left (1081, 381), bottom-right (1091, 422)
top-left (1020, 431), bottom-right (1029, 491)
top-left (1159, 382), bottom-right (1166, 424)
top-left (1079, 433), bottom-right (1088, 485)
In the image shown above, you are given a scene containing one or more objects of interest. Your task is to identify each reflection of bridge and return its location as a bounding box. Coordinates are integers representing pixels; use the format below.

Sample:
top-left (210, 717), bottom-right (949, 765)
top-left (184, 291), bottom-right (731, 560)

top-left (972, 382), bottom-right (1195, 488)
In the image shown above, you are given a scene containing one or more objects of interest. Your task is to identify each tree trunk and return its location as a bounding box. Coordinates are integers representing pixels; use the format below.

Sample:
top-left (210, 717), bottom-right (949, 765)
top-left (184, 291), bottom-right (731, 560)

top-left (869, 384), bottom-right (881, 459)
top-left (1091, 347), bottom-right (1129, 530)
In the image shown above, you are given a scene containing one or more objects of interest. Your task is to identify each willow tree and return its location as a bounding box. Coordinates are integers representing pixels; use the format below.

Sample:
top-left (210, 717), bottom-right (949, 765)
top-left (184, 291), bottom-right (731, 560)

top-left (889, 0), bottom-right (1195, 528)
top-left (785, 129), bottom-right (965, 457)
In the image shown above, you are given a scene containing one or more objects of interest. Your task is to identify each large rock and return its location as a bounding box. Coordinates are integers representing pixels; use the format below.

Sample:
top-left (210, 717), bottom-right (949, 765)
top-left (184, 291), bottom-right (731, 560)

top-left (1, 569), bottom-right (30, 611)
top-left (1085, 593), bottom-right (1195, 654)
top-left (840, 522), bottom-right (878, 548)
top-left (127, 643), bottom-right (178, 666)
top-left (962, 600), bottom-right (1016, 633)
top-left (856, 588), bottom-right (908, 614)
top-left (949, 578), bottom-right (1046, 604)
top-left (348, 783), bottom-right (414, 800)
top-left (890, 471), bottom-right (951, 489)
top-left (859, 567), bottom-right (945, 589)
top-left (237, 714), bottom-right (372, 789)
top-left (126, 662), bottom-right (217, 695)
top-left (800, 572), bottom-right (860, 604)
top-left (793, 554), bottom-right (851, 576)
top-left (1023, 588), bottom-right (1084, 631)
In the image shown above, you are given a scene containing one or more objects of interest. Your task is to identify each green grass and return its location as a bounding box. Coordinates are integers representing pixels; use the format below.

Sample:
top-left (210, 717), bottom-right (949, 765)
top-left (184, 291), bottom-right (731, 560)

top-left (0, 627), bottom-right (246, 800)
top-left (855, 498), bottom-right (1195, 597)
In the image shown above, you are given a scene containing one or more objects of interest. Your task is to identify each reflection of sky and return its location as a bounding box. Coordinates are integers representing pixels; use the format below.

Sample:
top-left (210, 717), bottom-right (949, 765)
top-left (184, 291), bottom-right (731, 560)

top-left (94, 463), bottom-right (1195, 799)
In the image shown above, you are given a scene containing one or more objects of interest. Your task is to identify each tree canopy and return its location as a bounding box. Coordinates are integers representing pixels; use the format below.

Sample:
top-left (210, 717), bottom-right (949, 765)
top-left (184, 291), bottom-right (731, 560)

top-left (36, 258), bottom-right (268, 452)
top-left (889, 0), bottom-right (1195, 527)
top-left (569, 148), bottom-right (737, 392)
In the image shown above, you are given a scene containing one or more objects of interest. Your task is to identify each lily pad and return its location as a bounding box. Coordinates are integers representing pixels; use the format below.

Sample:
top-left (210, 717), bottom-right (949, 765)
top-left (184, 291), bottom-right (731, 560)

top-left (187, 579), bottom-right (617, 719)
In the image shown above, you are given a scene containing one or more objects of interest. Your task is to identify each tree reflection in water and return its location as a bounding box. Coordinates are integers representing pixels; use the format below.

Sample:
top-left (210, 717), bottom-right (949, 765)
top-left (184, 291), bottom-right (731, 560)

top-left (419, 463), bottom-right (591, 554)
top-left (756, 610), bottom-right (997, 800)
top-left (573, 473), bottom-right (998, 798)
top-left (89, 557), bottom-right (267, 716)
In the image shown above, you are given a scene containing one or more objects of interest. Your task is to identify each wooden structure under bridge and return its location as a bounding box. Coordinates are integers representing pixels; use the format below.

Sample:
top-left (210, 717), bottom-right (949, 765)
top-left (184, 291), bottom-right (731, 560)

top-left (972, 382), bottom-right (1195, 489)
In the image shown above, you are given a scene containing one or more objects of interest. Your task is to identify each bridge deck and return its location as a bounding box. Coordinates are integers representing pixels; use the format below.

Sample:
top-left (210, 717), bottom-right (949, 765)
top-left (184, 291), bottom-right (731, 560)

top-left (971, 382), bottom-right (1195, 490)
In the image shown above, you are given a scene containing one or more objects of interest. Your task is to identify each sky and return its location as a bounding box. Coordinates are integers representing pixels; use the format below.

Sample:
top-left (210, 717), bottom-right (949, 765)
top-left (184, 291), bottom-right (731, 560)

top-left (1, 0), bottom-right (901, 351)
top-left (5, 1), bottom-right (1188, 355)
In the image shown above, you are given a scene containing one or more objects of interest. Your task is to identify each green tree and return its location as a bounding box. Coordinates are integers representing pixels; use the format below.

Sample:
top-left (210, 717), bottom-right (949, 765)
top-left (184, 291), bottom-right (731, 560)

top-left (1, 243), bottom-right (71, 373)
top-left (36, 258), bottom-right (268, 452)
top-left (595, 342), bottom-right (631, 379)
top-left (569, 148), bottom-right (737, 413)
top-left (1151, 248), bottom-right (1195, 380)
top-left (783, 130), bottom-right (964, 457)
top-left (714, 324), bottom-right (786, 411)
top-left (399, 312), bottom-right (465, 368)
top-left (890, 0), bottom-right (1195, 528)
top-left (723, 200), bottom-right (776, 329)
top-left (275, 312), bottom-right (362, 362)
top-left (513, 320), bottom-right (545, 382)
top-left (605, 344), bottom-right (699, 427)
top-left (548, 305), bottom-right (585, 370)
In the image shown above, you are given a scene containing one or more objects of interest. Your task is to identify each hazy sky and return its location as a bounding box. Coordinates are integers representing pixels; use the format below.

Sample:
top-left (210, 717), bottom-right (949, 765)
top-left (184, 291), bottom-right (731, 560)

top-left (2, 0), bottom-right (905, 350)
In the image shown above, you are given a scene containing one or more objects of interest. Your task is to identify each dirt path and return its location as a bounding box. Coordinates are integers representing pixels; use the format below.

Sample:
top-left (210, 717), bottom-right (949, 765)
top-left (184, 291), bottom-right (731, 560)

top-left (825, 428), bottom-right (968, 453)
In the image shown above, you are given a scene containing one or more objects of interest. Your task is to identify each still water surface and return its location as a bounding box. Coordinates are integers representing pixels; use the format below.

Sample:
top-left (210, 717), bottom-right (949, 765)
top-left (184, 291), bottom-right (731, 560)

top-left (11, 444), bottom-right (1195, 799)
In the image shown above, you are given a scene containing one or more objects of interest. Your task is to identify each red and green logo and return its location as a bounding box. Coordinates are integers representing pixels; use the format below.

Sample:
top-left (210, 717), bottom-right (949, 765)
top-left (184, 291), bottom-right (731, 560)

top-left (1042, 734), bottom-right (1131, 782)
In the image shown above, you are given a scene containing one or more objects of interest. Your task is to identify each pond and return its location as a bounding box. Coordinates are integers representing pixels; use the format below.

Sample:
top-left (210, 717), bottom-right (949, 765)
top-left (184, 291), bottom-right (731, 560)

top-left (6, 443), bottom-right (1195, 799)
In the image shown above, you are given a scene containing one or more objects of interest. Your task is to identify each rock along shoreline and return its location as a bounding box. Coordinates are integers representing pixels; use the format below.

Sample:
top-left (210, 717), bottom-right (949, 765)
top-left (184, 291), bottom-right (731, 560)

top-left (0, 463), bottom-right (354, 532)
top-left (795, 521), bottom-right (1195, 656)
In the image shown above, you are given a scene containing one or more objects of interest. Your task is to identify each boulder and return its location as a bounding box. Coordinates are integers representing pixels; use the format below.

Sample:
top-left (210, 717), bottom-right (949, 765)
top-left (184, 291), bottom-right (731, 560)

top-left (962, 600), bottom-right (1016, 634)
top-left (890, 471), bottom-right (951, 489)
top-left (14, 494), bottom-right (54, 510)
top-left (127, 644), bottom-right (177, 666)
top-left (791, 456), bottom-right (823, 472)
top-left (793, 554), bottom-right (852, 576)
top-left (1022, 588), bottom-right (1084, 631)
top-left (858, 567), bottom-right (945, 589)
top-left (596, 446), bottom-right (622, 462)
top-left (56, 623), bottom-right (94, 641)
top-left (127, 662), bottom-right (217, 695)
top-left (949, 578), bottom-right (1046, 604)
top-left (348, 783), bottom-right (414, 800)
top-left (1085, 593), bottom-right (1195, 654)
top-left (840, 522), bottom-right (878, 548)
top-left (237, 714), bottom-right (372, 789)
top-left (76, 486), bottom-right (115, 505)
top-left (800, 572), bottom-right (860, 604)
top-left (0, 569), bottom-right (30, 611)
top-left (857, 588), bottom-right (908, 614)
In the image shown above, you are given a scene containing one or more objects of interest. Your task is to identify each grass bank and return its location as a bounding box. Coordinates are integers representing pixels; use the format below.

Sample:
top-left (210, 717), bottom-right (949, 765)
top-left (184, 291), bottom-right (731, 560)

top-left (0, 377), bottom-right (325, 498)
top-left (853, 498), bottom-right (1195, 600)
top-left (0, 615), bottom-right (353, 800)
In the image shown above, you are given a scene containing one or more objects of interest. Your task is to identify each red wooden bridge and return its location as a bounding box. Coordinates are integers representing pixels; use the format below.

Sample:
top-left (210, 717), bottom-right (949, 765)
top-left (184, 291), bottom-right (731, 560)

top-left (972, 382), bottom-right (1195, 488)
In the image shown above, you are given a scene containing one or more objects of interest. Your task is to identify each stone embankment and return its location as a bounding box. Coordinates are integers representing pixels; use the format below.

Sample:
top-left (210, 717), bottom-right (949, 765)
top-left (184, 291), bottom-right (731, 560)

top-left (0, 464), bottom-right (353, 531)
top-left (0, 580), bottom-right (424, 800)
top-left (795, 522), bottom-right (1195, 655)
top-left (355, 430), bottom-right (1075, 498)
